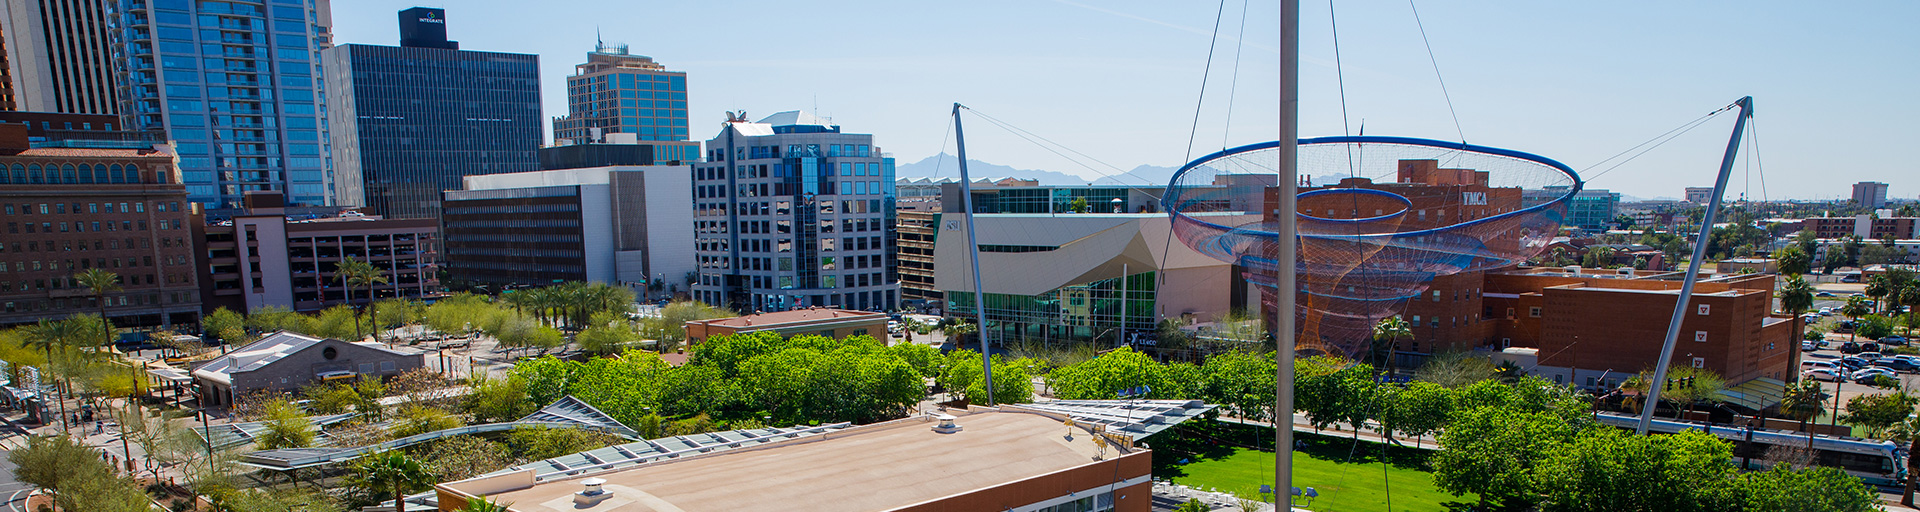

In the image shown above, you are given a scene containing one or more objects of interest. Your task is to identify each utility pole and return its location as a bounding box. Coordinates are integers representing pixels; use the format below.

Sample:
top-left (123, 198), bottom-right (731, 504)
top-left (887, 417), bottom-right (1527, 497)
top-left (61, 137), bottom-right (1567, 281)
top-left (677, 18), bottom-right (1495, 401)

top-left (1274, 0), bottom-right (1301, 502)
top-left (953, 103), bottom-right (993, 406)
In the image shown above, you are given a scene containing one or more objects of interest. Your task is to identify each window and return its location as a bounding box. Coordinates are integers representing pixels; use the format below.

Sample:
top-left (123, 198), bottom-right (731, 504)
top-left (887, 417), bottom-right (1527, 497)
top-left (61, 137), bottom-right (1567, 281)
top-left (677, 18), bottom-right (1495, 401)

top-left (1505, 307), bottom-right (1515, 319)
top-left (1697, 304), bottom-right (1710, 315)
top-left (358, 363), bottom-right (374, 374)
top-left (1691, 357), bottom-right (1706, 369)
top-left (1529, 307), bottom-right (1542, 318)
top-left (1694, 331), bottom-right (1708, 342)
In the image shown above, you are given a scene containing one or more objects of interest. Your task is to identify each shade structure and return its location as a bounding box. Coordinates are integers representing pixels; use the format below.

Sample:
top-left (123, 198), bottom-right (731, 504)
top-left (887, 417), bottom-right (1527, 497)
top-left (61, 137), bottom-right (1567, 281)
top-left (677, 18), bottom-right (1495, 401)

top-left (1164, 136), bottom-right (1581, 356)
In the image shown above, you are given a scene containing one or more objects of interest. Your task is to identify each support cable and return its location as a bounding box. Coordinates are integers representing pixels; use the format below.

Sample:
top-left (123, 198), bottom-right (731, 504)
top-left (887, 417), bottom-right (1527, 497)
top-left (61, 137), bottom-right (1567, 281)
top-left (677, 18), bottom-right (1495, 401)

top-left (1407, 0), bottom-right (1465, 144)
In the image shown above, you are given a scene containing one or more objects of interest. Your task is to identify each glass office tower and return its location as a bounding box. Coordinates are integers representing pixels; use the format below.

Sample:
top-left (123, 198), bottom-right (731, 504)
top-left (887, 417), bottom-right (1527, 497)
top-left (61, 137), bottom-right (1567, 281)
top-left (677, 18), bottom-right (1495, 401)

top-left (322, 7), bottom-right (540, 220)
top-left (112, 0), bottom-right (335, 214)
top-left (550, 44), bottom-right (694, 162)
top-left (692, 111), bottom-right (899, 313)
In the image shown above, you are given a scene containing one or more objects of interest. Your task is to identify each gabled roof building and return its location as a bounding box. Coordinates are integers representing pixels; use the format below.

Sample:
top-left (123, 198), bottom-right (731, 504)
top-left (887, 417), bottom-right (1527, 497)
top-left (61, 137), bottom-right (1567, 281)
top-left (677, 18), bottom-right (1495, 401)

top-left (190, 330), bottom-right (425, 407)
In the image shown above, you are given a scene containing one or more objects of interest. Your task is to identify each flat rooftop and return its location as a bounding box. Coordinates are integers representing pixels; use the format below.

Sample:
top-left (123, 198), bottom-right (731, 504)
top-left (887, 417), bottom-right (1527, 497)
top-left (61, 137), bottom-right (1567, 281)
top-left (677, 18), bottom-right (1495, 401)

top-left (464, 411), bottom-right (1114, 512)
top-left (695, 308), bottom-right (884, 329)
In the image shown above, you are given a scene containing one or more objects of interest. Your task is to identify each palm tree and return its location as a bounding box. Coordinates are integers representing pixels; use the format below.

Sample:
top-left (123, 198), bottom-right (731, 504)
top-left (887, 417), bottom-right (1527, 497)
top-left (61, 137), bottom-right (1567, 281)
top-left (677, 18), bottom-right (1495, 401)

top-left (22, 319), bottom-right (82, 433)
top-left (1842, 295), bottom-right (1873, 341)
top-left (1901, 285), bottom-right (1920, 336)
top-left (1780, 379), bottom-right (1827, 450)
top-left (356, 451), bottom-right (431, 512)
top-left (73, 269), bottom-right (121, 349)
top-left (945, 319), bottom-right (978, 346)
top-left (1780, 274), bottom-right (1815, 371)
top-left (1371, 315), bottom-right (1413, 376)
top-left (1867, 275), bottom-right (1893, 313)
top-left (334, 256), bottom-right (386, 342)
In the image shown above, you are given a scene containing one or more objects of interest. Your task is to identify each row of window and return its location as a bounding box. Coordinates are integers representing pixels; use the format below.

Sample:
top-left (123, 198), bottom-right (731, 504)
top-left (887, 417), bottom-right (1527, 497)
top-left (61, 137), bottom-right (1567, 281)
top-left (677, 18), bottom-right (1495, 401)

top-left (1, 291), bottom-right (197, 314)
top-left (0, 237), bottom-right (187, 254)
top-left (7, 201), bottom-right (183, 216)
top-left (7, 218), bottom-right (184, 235)
top-left (0, 163), bottom-right (157, 185)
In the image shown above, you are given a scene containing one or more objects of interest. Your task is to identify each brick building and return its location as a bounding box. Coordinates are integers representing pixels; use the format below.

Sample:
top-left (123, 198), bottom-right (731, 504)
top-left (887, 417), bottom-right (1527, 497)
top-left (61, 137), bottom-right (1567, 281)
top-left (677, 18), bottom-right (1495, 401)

top-left (200, 193), bottom-right (439, 314)
top-left (0, 124), bottom-right (202, 328)
top-left (1479, 268), bottom-right (1795, 388)
top-left (1805, 215), bottom-right (1919, 240)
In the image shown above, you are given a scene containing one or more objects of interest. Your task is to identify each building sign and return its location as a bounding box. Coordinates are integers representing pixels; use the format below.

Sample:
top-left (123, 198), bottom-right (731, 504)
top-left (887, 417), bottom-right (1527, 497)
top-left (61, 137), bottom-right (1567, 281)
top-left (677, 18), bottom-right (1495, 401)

top-left (1463, 192), bottom-right (1487, 205)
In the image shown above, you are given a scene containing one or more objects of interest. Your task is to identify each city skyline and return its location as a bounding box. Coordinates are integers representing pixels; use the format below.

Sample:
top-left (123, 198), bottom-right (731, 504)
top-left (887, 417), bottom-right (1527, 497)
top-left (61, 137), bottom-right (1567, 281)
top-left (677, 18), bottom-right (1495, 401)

top-left (330, 0), bottom-right (1919, 201)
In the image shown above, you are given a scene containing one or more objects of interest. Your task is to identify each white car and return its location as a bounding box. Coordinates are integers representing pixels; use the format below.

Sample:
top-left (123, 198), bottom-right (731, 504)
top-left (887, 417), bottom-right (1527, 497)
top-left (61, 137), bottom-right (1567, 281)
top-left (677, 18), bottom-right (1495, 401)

top-left (1804, 369), bottom-right (1845, 382)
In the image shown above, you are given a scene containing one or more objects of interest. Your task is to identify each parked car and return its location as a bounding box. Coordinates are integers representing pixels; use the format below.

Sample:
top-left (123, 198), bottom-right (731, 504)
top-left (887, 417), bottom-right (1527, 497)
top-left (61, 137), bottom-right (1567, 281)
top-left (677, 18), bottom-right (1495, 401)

top-left (1817, 291), bottom-right (1837, 297)
top-left (1874, 358), bottom-right (1920, 373)
top-left (1819, 339), bottom-right (1832, 348)
top-left (1863, 342), bottom-right (1883, 353)
top-left (1804, 369), bottom-right (1846, 382)
top-left (1841, 342), bottom-right (1862, 354)
top-left (1852, 367), bottom-right (1898, 384)
top-left (1837, 356), bottom-right (1869, 370)
top-left (1857, 351), bottom-right (1885, 361)
top-left (1802, 340), bottom-right (1820, 351)
top-left (1887, 354), bottom-right (1920, 367)
top-left (1881, 336), bottom-right (1909, 347)
top-left (1803, 360), bottom-right (1839, 372)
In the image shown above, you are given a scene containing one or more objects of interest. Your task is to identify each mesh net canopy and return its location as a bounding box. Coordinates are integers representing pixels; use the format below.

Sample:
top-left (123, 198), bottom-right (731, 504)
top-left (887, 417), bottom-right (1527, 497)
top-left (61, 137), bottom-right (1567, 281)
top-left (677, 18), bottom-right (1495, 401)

top-left (1164, 136), bottom-right (1582, 357)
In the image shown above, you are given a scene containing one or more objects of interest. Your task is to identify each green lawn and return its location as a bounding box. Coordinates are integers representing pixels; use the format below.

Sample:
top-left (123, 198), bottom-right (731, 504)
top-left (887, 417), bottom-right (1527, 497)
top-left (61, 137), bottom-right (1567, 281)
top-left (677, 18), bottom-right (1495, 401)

top-left (1149, 422), bottom-right (1475, 512)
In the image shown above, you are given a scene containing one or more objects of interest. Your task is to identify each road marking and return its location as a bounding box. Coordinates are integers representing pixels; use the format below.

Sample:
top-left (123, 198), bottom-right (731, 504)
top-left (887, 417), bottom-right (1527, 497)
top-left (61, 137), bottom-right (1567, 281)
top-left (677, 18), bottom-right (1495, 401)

top-left (6, 489), bottom-right (25, 512)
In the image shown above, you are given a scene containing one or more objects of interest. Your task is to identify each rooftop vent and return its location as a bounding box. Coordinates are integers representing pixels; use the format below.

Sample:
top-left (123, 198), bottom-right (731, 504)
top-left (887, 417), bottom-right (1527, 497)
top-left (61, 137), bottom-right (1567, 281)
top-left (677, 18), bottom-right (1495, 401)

top-left (932, 413), bottom-right (962, 434)
top-left (575, 477), bottom-right (611, 506)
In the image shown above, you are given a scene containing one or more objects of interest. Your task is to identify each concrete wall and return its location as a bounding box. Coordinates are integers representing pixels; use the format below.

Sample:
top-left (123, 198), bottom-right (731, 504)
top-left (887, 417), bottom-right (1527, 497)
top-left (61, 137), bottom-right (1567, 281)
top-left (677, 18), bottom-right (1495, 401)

top-left (886, 451), bottom-right (1151, 512)
top-left (235, 215), bottom-right (294, 310)
top-left (579, 183), bottom-right (615, 284)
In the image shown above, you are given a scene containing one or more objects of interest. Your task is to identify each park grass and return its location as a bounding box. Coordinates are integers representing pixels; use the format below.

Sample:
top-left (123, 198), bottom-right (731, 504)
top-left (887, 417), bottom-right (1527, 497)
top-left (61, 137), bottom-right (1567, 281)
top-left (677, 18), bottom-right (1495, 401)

top-left (1149, 421), bottom-right (1475, 512)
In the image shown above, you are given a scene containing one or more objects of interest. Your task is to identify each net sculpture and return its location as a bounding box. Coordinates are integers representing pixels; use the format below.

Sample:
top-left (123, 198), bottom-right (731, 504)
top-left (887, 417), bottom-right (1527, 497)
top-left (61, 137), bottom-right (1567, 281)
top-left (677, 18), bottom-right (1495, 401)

top-left (1164, 136), bottom-right (1583, 356)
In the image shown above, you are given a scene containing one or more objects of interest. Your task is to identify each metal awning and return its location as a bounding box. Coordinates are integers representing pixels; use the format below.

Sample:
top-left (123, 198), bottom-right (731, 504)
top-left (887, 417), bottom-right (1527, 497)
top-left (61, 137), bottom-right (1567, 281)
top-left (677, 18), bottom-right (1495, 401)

top-left (1009, 399), bottom-right (1217, 440)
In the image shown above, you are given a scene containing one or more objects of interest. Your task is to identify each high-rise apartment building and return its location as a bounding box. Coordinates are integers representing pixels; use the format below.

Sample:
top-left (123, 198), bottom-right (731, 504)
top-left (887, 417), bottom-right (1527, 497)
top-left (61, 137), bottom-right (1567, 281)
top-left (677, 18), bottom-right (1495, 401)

top-left (1854, 181), bottom-right (1890, 208)
top-left (550, 44), bottom-right (695, 163)
top-left (323, 7), bottom-right (540, 221)
top-left (0, 24), bottom-right (16, 110)
top-left (112, 0), bottom-right (336, 213)
top-left (0, 0), bottom-right (119, 113)
top-left (692, 111), bottom-right (898, 313)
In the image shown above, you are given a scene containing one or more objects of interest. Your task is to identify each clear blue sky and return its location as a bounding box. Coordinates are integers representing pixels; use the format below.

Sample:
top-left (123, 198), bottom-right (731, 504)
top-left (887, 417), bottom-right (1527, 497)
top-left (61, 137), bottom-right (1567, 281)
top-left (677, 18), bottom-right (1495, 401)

top-left (330, 0), bottom-right (1918, 201)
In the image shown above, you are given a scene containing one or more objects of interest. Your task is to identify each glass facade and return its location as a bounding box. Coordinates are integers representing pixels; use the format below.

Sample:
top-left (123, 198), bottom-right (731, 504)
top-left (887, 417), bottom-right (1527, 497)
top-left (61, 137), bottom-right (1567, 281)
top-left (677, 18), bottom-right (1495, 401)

top-left (947, 271), bottom-right (1157, 343)
top-left (691, 117), bottom-right (898, 313)
top-left (323, 43), bottom-right (541, 220)
top-left (551, 46), bottom-right (692, 161)
top-left (970, 187), bottom-right (1131, 214)
top-left (113, 0), bottom-right (334, 212)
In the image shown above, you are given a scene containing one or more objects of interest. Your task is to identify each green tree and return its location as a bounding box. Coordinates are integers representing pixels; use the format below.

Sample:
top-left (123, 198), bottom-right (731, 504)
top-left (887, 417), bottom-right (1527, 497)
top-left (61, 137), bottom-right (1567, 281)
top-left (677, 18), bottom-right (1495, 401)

top-left (1432, 405), bottom-right (1577, 509)
top-left (334, 255), bottom-right (388, 342)
top-left (1857, 315), bottom-right (1896, 340)
top-left (304, 381), bottom-right (362, 415)
top-left (453, 495), bottom-right (511, 512)
top-left (1383, 381), bottom-right (1454, 444)
top-left (72, 268), bottom-right (121, 348)
top-left (1773, 245), bottom-right (1812, 277)
top-left (1370, 315), bottom-right (1413, 375)
top-left (354, 451), bottom-right (433, 512)
top-left (1044, 347), bottom-right (1181, 400)
top-left (8, 434), bottom-right (106, 506)
top-left (1068, 196), bottom-right (1090, 213)
top-left (943, 319), bottom-right (979, 346)
top-left (1780, 380), bottom-right (1828, 450)
top-left (463, 372), bottom-right (537, 423)
top-left (203, 306), bottom-right (249, 345)
top-left (577, 310), bottom-right (642, 356)
top-left (257, 398), bottom-right (315, 449)
top-left (58, 468), bottom-right (153, 512)
top-left (946, 350), bottom-right (1034, 405)
top-left (1200, 351), bottom-right (1276, 422)
top-left (1841, 295), bottom-right (1872, 341)
top-left (389, 405), bottom-right (463, 438)
top-left (247, 305), bottom-right (313, 334)
top-left (1293, 356), bottom-right (1380, 431)
top-left (1534, 429), bottom-right (1736, 511)
top-left (1842, 391), bottom-right (1918, 438)
top-left (1739, 464), bottom-right (1878, 512)
top-left (505, 426), bottom-right (621, 461)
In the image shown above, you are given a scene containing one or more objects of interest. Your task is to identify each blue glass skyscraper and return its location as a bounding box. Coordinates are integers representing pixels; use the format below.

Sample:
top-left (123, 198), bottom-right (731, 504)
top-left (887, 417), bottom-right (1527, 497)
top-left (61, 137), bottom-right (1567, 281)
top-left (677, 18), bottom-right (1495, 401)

top-left (550, 44), bottom-right (695, 163)
top-left (111, 0), bottom-right (334, 213)
top-left (321, 7), bottom-right (540, 220)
